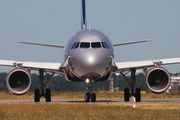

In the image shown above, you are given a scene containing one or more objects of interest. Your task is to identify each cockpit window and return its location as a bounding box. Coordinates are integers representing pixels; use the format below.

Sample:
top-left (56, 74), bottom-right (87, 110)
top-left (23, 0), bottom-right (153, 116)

top-left (80, 42), bottom-right (90, 48)
top-left (71, 43), bottom-right (76, 49)
top-left (71, 42), bottom-right (79, 49)
top-left (74, 42), bottom-right (79, 49)
top-left (102, 42), bottom-right (110, 49)
top-left (91, 42), bottom-right (101, 48)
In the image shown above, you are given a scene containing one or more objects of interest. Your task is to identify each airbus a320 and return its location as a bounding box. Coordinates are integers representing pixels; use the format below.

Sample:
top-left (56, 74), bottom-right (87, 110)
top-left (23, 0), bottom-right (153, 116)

top-left (1, 0), bottom-right (180, 102)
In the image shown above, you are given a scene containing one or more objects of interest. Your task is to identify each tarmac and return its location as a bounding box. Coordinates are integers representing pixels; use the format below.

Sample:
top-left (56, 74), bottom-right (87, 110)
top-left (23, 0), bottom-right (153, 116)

top-left (0, 98), bottom-right (179, 104)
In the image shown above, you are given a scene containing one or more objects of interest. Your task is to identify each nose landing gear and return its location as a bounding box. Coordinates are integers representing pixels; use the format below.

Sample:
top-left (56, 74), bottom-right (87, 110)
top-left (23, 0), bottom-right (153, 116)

top-left (84, 81), bottom-right (96, 102)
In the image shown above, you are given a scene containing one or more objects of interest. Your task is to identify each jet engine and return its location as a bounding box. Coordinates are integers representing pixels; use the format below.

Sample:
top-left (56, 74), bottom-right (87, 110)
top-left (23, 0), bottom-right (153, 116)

top-left (6, 68), bottom-right (31, 95)
top-left (146, 66), bottom-right (171, 94)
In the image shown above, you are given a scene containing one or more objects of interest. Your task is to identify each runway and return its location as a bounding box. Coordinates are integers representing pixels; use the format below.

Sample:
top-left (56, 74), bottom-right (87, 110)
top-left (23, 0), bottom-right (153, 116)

top-left (0, 98), bottom-right (180, 104)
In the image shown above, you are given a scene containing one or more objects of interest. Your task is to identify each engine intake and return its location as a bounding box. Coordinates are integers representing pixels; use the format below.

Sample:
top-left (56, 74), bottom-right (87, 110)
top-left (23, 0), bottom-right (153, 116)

top-left (146, 66), bottom-right (171, 94)
top-left (6, 68), bottom-right (31, 95)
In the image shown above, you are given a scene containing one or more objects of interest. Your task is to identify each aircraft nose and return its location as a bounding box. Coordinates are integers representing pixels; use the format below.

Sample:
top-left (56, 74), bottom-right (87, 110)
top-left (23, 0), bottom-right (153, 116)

top-left (86, 54), bottom-right (96, 65)
top-left (68, 49), bottom-right (113, 79)
top-left (83, 50), bottom-right (109, 65)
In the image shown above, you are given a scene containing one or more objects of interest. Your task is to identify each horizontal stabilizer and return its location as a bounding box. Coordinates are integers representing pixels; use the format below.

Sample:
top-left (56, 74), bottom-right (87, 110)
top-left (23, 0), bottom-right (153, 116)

top-left (16, 41), bottom-right (65, 49)
top-left (113, 39), bottom-right (151, 47)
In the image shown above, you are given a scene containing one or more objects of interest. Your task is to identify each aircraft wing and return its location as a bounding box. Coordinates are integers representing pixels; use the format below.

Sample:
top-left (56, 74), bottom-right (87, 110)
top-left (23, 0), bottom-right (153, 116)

top-left (0, 60), bottom-right (64, 74)
top-left (114, 57), bottom-right (180, 72)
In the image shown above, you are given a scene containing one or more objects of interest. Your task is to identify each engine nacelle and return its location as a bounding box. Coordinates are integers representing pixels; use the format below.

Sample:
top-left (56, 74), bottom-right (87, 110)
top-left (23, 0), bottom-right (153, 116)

top-left (6, 68), bottom-right (31, 95)
top-left (146, 66), bottom-right (171, 94)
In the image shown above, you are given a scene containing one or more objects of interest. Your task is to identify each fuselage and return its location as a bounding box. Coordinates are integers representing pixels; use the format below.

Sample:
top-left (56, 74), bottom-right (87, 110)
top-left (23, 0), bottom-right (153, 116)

top-left (64, 29), bottom-right (114, 82)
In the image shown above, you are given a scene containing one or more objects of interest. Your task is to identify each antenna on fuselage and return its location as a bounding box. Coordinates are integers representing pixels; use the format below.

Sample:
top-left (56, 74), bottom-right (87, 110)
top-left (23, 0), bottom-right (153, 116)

top-left (81, 0), bottom-right (87, 29)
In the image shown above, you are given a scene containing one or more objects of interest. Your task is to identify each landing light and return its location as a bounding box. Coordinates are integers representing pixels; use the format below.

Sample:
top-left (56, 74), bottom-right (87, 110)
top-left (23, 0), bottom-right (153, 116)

top-left (86, 78), bottom-right (90, 83)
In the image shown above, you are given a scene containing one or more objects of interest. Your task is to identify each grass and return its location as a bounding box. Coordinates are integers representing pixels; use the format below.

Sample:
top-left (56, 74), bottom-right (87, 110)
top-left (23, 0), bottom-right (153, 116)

top-left (0, 103), bottom-right (180, 120)
top-left (0, 92), bottom-right (180, 120)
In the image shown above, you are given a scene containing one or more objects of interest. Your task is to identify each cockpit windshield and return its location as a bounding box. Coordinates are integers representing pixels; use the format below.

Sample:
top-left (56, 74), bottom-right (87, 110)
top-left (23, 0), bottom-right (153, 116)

top-left (91, 42), bottom-right (101, 48)
top-left (80, 42), bottom-right (90, 48)
top-left (71, 41), bottom-right (110, 49)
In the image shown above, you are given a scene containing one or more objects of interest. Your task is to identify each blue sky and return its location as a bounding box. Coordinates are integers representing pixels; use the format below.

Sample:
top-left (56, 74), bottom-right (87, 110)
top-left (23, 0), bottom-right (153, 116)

top-left (0, 0), bottom-right (180, 73)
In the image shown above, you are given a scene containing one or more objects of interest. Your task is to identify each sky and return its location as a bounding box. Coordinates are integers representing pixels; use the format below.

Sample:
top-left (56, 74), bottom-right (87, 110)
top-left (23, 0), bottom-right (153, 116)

top-left (0, 0), bottom-right (180, 73)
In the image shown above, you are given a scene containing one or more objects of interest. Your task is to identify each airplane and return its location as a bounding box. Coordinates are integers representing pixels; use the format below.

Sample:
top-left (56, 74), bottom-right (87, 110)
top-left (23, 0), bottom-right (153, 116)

top-left (1, 0), bottom-right (180, 103)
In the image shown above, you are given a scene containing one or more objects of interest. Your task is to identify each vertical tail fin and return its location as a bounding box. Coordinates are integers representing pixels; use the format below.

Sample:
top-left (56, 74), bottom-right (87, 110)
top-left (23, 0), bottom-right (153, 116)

top-left (81, 0), bottom-right (87, 29)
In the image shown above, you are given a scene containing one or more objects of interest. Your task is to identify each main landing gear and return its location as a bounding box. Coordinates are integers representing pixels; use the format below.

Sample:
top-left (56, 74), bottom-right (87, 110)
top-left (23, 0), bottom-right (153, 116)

top-left (84, 82), bottom-right (96, 102)
top-left (121, 68), bottom-right (141, 102)
top-left (34, 69), bottom-right (54, 102)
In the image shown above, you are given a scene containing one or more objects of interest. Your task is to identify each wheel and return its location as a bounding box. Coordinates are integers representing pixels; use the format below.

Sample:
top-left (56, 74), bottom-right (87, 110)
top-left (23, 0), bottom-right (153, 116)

top-left (91, 93), bottom-right (96, 102)
top-left (85, 93), bottom-right (90, 102)
top-left (135, 88), bottom-right (141, 102)
top-left (45, 88), bottom-right (51, 102)
top-left (124, 88), bottom-right (130, 102)
top-left (34, 89), bottom-right (40, 102)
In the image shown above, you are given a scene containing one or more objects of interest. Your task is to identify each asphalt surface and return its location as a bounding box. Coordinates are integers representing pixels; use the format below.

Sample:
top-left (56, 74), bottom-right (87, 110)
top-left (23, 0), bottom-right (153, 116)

top-left (0, 98), bottom-right (179, 104)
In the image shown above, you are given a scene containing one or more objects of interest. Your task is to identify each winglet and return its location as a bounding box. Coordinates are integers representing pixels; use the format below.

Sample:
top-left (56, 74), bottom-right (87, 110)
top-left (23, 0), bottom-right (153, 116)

top-left (81, 0), bottom-right (87, 29)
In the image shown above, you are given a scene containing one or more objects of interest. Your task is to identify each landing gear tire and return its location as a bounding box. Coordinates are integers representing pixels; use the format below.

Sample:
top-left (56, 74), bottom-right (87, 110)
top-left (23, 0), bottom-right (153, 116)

top-left (34, 89), bottom-right (40, 102)
top-left (135, 88), bottom-right (141, 102)
top-left (85, 93), bottom-right (90, 102)
top-left (45, 88), bottom-right (51, 102)
top-left (124, 88), bottom-right (130, 102)
top-left (91, 93), bottom-right (96, 102)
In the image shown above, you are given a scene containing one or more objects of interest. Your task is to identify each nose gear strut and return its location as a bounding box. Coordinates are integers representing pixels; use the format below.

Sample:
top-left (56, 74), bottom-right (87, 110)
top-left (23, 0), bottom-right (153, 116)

top-left (84, 81), bottom-right (96, 102)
